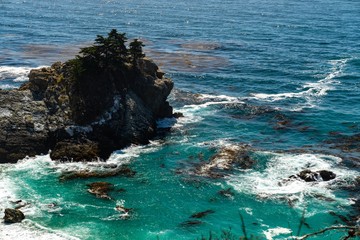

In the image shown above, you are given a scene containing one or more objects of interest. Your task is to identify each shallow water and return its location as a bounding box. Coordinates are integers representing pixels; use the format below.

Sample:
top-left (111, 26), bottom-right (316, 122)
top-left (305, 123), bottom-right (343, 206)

top-left (1, 0), bottom-right (360, 239)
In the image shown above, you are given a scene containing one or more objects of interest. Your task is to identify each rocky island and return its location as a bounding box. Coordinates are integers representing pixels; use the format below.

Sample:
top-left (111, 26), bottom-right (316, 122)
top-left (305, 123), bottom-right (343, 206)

top-left (0, 29), bottom-right (173, 163)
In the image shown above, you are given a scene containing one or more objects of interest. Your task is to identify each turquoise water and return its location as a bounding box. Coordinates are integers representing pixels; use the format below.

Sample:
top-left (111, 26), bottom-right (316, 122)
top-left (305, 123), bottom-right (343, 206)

top-left (1, 0), bottom-right (360, 239)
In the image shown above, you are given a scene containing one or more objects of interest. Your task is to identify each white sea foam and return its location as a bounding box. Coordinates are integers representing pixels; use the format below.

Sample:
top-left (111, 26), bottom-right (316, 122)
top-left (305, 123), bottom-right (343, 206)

top-left (250, 58), bottom-right (349, 111)
top-left (166, 93), bottom-right (244, 128)
top-left (0, 176), bottom-right (19, 211)
top-left (227, 151), bottom-right (358, 205)
top-left (196, 93), bottom-right (240, 102)
top-left (0, 84), bottom-right (18, 89)
top-left (108, 141), bottom-right (163, 164)
top-left (1, 139), bottom-right (163, 179)
top-left (0, 150), bottom-right (152, 239)
top-left (263, 227), bottom-right (292, 240)
top-left (0, 65), bottom-right (48, 83)
top-left (0, 159), bottom-right (81, 240)
top-left (0, 220), bottom-right (80, 240)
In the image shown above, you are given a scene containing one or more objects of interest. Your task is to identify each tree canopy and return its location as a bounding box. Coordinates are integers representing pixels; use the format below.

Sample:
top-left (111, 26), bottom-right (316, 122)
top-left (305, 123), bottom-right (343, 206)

top-left (71, 29), bottom-right (145, 73)
top-left (129, 39), bottom-right (145, 67)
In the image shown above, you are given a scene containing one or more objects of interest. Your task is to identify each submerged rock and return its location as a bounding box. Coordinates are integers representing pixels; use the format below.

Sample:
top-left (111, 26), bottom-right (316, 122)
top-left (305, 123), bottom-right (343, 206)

top-left (179, 220), bottom-right (203, 227)
top-left (190, 210), bottom-right (215, 219)
top-left (3, 208), bottom-right (25, 223)
top-left (326, 133), bottom-right (360, 154)
top-left (218, 187), bottom-right (235, 198)
top-left (87, 182), bottom-right (114, 200)
top-left (0, 30), bottom-right (173, 163)
top-left (197, 144), bottom-right (255, 178)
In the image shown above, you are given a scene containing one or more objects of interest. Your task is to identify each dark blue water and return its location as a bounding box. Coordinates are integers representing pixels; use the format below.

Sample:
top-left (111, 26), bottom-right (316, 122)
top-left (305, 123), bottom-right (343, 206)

top-left (1, 0), bottom-right (360, 239)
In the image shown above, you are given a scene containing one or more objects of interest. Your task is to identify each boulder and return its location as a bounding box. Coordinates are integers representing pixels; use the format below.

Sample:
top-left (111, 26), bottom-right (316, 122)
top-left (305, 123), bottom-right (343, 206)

top-left (50, 139), bottom-right (100, 162)
top-left (296, 169), bottom-right (336, 182)
top-left (173, 112), bottom-right (184, 118)
top-left (28, 67), bottom-right (52, 100)
top-left (318, 170), bottom-right (337, 181)
top-left (138, 57), bottom-right (159, 78)
top-left (3, 208), bottom-right (25, 223)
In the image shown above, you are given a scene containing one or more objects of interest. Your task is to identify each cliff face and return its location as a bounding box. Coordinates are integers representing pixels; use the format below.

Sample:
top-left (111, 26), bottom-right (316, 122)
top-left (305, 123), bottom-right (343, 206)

top-left (0, 57), bottom-right (173, 163)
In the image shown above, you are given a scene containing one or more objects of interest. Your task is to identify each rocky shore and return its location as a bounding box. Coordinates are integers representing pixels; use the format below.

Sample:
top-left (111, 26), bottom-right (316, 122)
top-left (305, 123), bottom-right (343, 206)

top-left (0, 30), bottom-right (173, 163)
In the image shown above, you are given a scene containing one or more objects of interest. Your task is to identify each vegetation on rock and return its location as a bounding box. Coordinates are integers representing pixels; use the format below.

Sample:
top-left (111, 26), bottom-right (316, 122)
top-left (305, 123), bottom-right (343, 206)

top-left (64, 29), bottom-right (147, 123)
top-left (67, 29), bottom-right (145, 79)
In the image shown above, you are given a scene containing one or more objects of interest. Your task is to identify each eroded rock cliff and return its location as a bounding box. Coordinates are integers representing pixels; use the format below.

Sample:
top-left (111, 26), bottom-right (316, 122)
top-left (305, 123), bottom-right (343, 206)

top-left (0, 30), bottom-right (173, 163)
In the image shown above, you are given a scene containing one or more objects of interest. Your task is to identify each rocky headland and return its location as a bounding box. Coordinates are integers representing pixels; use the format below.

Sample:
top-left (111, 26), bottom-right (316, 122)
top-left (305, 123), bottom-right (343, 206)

top-left (0, 30), bottom-right (173, 163)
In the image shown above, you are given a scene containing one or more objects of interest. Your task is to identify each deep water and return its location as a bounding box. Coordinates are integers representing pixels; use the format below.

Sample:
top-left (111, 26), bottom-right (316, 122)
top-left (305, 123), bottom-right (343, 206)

top-left (1, 0), bottom-right (360, 239)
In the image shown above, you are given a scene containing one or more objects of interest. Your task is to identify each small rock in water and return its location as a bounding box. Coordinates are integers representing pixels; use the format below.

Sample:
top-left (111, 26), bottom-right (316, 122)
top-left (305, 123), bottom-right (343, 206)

top-left (3, 208), bottom-right (25, 223)
top-left (190, 210), bottom-right (215, 219)
top-left (116, 188), bottom-right (126, 193)
top-left (173, 112), bottom-right (184, 118)
top-left (179, 220), bottom-right (203, 227)
top-left (295, 169), bottom-right (336, 182)
top-left (60, 166), bottom-right (136, 181)
top-left (47, 202), bottom-right (58, 208)
top-left (196, 144), bottom-right (255, 178)
top-left (318, 170), bottom-right (336, 181)
top-left (87, 182), bottom-right (114, 200)
top-left (115, 206), bottom-right (132, 220)
top-left (218, 187), bottom-right (235, 198)
top-left (14, 202), bottom-right (29, 210)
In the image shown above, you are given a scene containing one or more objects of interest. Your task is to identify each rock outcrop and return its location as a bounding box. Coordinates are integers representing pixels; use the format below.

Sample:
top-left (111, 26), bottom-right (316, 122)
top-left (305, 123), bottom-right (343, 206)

top-left (196, 144), bottom-right (255, 178)
top-left (291, 169), bottom-right (336, 182)
top-left (0, 30), bottom-right (173, 163)
top-left (87, 182), bottom-right (114, 200)
top-left (3, 208), bottom-right (25, 223)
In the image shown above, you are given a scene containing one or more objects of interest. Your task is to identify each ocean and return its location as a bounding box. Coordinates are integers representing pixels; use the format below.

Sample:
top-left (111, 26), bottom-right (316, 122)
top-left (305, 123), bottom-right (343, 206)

top-left (1, 0), bottom-right (360, 239)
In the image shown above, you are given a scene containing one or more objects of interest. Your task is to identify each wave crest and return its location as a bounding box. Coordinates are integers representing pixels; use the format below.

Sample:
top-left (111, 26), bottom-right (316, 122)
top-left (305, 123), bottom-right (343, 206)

top-left (250, 58), bottom-right (349, 110)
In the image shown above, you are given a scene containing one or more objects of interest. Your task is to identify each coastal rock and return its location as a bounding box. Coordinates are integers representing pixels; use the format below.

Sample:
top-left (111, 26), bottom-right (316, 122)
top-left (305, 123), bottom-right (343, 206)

top-left (50, 139), bottom-right (100, 162)
top-left (0, 30), bottom-right (173, 163)
top-left (87, 182), bottom-right (114, 200)
top-left (3, 208), bottom-right (25, 223)
top-left (197, 144), bottom-right (255, 178)
top-left (60, 165), bottom-right (136, 181)
top-left (173, 112), bottom-right (184, 118)
top-left (0, 90), bottom-right (49, 163)
top-left (294, 169), bottom-right (336, 182)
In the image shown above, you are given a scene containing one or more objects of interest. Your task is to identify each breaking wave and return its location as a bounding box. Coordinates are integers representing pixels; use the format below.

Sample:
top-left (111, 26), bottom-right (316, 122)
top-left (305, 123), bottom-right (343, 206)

top-left (0, 65), bottom-right (48, 88)
top-left (250, 58), bottom-right (349, 111)
top-left (227, 151), bottom-right (357, 206)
